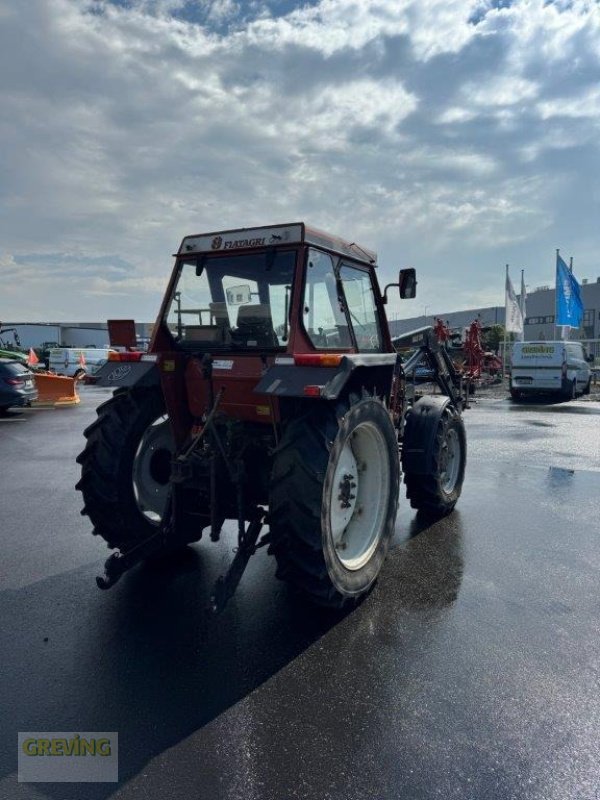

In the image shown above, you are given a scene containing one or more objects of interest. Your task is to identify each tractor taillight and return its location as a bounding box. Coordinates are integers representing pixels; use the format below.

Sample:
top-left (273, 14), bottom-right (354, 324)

top-left (303, 385), bottom-right (323, 397)
top-left (107, 351), bottom-right (144, 362)
top-left (293, 354), bottom-right (343, 367)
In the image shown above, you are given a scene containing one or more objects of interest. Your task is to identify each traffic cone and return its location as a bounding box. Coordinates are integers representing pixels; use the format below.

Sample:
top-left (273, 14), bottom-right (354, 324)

top-left (27, 348), bottom-right (40, 366)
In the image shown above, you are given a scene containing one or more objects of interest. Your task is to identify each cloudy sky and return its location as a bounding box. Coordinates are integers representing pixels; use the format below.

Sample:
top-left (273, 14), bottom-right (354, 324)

top-left (1, 0), bottom-right (600, 322)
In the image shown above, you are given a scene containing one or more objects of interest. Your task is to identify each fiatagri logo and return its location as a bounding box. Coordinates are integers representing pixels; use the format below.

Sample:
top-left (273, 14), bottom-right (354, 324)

top-left (18, 732), bottom-right (118, 783)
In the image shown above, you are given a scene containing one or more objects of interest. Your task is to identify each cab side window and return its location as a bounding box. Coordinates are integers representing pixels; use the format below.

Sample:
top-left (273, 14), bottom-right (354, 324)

top-left (303, 249), bottom-right (352, 349)
top-left (339, 264), bottom-right (382, 352)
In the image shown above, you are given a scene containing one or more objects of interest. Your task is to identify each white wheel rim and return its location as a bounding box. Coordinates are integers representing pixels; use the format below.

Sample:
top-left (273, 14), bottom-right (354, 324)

top-left (329, 421), bottom-right (391, 571)
top-left (440, 426), bottom-right (460, 495)
top-left (132, 415), bottom-right (173, 524)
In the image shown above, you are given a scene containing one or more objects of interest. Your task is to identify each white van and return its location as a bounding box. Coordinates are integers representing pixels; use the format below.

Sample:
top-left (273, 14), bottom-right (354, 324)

top-left (510, 341), bottom-right (592, 400)
top-left (48, 348), bottom-right (113, 378)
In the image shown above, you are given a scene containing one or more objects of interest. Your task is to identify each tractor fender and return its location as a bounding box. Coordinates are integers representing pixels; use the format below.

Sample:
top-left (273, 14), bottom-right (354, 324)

top-left (254, 354), bottom-right (399, 400)
top-left (93, 360), bottom-right (160, 388)
top-left (401, 395), bottom-right (454, 475)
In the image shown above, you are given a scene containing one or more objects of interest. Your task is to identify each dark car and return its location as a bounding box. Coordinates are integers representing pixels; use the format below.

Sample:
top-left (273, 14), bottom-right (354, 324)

top-left (0, 358), bottom-right (38, 412)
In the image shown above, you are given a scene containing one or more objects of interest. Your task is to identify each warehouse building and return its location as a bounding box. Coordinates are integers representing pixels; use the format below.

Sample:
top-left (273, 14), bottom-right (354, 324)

top-left (389, 276), bottom-right (600, 343)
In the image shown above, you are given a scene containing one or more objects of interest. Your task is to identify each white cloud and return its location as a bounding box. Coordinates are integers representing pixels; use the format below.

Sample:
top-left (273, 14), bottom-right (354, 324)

top-left (1, 0), bottom-right (600, 321)
top-left (537, 85), bottom-right (600, 120)
top-left (88, 275), bottom-right (168, 295)
top-left (464, 76), bottom-right (540, 108)
top-left (437, 107), bottom-right (477, 124)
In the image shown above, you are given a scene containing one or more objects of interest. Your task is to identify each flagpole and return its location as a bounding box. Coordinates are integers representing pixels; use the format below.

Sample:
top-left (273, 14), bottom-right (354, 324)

top-left (503, 264), bottom-right (508, 380)
top-left (566, 257), bottom-right (574, 340)
top-left (554, 249), bottom-right (559, 340)
top-left (520, 268), bottom-right (525, 342)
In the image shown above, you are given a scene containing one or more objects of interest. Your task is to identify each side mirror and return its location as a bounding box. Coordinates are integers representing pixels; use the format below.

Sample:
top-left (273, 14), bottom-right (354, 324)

top-left (382, 267), bottom-right (417, 304)
top-left (399, 268), bottom-right (417, 299)
top-left (586, 353), bottom-right (594, 363)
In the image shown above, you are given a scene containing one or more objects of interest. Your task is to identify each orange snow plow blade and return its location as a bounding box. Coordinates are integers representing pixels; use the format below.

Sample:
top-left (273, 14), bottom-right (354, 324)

top-left (32, 372), bottom-right (80, 408)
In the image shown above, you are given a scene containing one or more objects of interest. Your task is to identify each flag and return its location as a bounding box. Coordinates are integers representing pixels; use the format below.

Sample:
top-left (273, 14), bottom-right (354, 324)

top-left (555, 253), bottom-right (584, 328)
top-left (520, 270), bottom-right (527, 321)
top-left (505, 265), bottom-right (523, 334)
top-left (27, 348), bottom-right (39, 366)
top-left (517, 269), bottom-right (527, 341)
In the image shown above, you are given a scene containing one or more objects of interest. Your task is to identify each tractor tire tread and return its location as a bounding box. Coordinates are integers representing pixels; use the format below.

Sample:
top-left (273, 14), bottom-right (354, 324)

top-left (404, 406), bottom-right (466, 516)
top-left (76, 388), bottom-right (167, 551)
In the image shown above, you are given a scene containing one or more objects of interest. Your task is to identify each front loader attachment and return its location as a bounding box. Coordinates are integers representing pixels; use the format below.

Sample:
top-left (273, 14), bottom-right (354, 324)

top-left (399, 328), bottom-right (465, 409)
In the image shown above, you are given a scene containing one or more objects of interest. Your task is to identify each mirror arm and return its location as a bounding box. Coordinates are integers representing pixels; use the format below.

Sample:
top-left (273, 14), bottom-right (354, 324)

top-left (382, 283), bottom-right (399, 305)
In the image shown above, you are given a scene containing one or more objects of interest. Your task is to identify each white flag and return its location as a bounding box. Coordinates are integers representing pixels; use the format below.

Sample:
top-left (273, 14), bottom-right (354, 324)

top-left (505, 266), bottom-right (523, 334)
top-left (518, 269), bottom-right (527, 341)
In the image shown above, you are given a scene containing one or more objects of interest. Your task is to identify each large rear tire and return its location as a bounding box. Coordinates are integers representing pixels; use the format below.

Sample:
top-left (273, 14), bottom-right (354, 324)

top-left (76, 387), bottom-right (175, 550)
top-left (269, 396), bottom-right (400, 607)
top-left (404, 404), bottom-right (466, 516)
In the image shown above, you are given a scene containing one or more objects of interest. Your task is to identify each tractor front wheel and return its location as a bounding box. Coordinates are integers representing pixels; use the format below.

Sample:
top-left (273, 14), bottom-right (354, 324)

top-left (404, 404), bottom-right (466, 516)
top-left (269, 396), bottom-right (400, 607)
top-left (76, 387), bottom-right (175, 550)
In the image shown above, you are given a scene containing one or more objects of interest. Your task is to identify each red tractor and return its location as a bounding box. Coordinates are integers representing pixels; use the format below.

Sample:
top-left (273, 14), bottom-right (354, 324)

top-left (77, 223), bottom-right (467, 610)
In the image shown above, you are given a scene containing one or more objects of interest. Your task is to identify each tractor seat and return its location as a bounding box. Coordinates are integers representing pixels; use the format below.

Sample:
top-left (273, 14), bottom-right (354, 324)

top-left (234, 304), bottom-right (279, 347)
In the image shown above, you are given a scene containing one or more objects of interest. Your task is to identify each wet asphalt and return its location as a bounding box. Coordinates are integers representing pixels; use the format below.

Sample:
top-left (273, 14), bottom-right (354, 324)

top-left (0, 387), bottom-right (599, 800)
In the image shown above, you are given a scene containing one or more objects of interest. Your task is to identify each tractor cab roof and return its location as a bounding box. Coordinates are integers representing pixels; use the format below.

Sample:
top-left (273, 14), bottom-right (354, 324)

top-left (177, 222), bottom-right (377, 267)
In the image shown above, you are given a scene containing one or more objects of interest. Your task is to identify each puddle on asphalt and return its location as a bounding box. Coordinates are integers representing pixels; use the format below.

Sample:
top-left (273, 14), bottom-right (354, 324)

top-left (507, 402), bottom-right (600, 416)
top-left (548, 466), bottom-right (576, 480)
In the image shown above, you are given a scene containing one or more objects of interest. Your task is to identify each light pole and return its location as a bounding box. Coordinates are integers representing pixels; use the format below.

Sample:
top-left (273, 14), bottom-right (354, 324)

top-left (423, 305), bottom-right (429, 324)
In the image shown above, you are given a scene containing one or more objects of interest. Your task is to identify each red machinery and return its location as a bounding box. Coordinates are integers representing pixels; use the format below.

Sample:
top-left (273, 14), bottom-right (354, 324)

top-left (434, 317), bottom-right (502, 381)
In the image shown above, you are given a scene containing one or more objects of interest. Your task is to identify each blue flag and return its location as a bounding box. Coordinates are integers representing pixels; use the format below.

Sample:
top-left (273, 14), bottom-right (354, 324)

top-left (555, 254), bottom-right (584, 328)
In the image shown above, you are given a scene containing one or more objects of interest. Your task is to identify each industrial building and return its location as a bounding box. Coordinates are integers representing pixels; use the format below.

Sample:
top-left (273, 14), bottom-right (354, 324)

top-left (388, 276), bottom-right (600, 344)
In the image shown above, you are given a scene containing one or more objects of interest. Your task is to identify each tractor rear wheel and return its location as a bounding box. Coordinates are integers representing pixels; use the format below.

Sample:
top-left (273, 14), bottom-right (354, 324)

top-left (404, 404), bottom-right (466, 516)
top-left (269, 396), bottom-right (400, 607)
top-left (76, 387), bottom-right (175, 550)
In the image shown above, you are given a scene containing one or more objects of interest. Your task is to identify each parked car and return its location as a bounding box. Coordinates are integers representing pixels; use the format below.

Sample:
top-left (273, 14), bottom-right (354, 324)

top-left (510, 340), bottom-right (592, 400)
top-left (0, 358), bottom-right (38, 412)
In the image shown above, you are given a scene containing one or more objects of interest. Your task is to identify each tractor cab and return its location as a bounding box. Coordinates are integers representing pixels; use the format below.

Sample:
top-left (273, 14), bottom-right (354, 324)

top-left (155, 222), bottom-right (389, 358)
